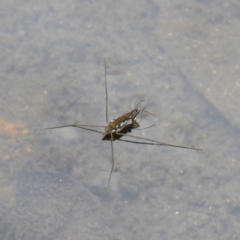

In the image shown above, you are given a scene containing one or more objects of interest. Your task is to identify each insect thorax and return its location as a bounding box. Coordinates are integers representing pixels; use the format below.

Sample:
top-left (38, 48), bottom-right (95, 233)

top-left (105, 112), bottom-right (136, 134)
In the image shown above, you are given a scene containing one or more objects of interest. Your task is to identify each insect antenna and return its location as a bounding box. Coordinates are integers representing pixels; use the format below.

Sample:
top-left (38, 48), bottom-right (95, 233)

top-left (136, 106), bottom-right (148, 125)
top-left (132, 106), bottom-right (155, 130)
top-left (134, 100), bottom-right (145, 109)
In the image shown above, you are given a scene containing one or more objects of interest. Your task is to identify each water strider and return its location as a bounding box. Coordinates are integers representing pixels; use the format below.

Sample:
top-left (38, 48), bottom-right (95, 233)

top-left (45, 59), bottom-right (202, 186)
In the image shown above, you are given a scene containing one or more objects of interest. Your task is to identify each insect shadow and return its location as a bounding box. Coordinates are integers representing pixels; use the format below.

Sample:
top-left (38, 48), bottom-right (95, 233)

top-left (45, 59), bottom-right (202, 186)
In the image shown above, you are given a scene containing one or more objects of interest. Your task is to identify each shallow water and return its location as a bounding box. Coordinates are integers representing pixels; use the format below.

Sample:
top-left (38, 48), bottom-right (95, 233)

top-left (0, 0), bottom-right (240, 239)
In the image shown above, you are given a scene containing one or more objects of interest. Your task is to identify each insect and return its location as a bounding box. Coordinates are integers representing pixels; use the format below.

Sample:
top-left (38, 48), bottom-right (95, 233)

top-left (45, 59), bottom-right (202, 186)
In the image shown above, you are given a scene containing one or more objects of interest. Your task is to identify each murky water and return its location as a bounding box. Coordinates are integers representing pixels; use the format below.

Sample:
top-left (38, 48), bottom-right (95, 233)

top-left (0, 0), bottom-right (240, 239)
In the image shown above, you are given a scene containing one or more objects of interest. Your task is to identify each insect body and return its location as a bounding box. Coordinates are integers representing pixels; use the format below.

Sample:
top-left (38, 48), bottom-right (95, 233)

top-left (104, 107), bottom-right (140, 135)
top-left (45, 59), bottom-right (202, 186)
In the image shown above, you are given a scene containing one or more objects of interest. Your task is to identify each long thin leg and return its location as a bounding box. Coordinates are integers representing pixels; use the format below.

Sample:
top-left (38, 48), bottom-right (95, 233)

top-left (117, 139), bottom-right (165, 145)
top-left (45, 124), bottom-right (105, 128)
top-left (115, 132), bottom-right (203, 151)
top-left (104, 58), bottom-right (109, 124)
top-left (117, 138), bottom-right (201, 148)
top-left (45, 125), bottom-right (202, 150)
top-left (108, 133), bottom-right (114, 186)
top-left (44, 125), bottom-right (105, 134)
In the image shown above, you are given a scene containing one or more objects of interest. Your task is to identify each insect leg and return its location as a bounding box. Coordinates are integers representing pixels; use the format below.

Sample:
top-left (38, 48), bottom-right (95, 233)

top-left (44, 125), bottom-right (105, 134)
top-left (115, 132), bottom-right (202, 151)
top-left (104, 58), bottom-right (109, 124)
top-left (108, 132), bottom-right (114, 186)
